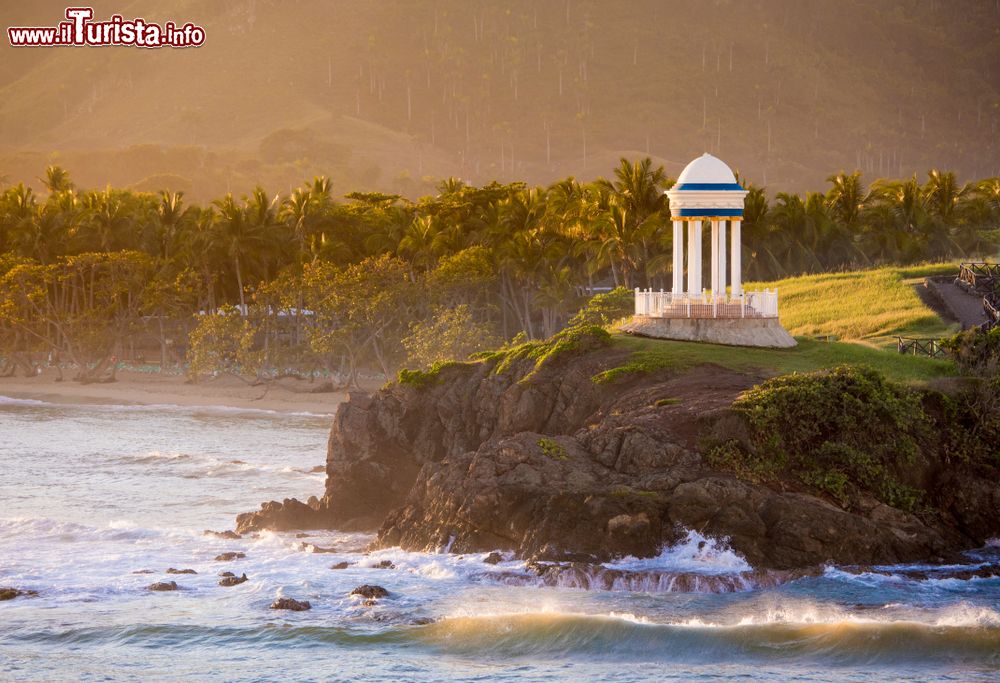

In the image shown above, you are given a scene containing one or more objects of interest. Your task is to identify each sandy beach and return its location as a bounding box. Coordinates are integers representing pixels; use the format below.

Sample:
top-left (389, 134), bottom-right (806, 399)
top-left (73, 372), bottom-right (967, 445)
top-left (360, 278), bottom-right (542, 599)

top-left (0, 368), bottom-right (370, 414)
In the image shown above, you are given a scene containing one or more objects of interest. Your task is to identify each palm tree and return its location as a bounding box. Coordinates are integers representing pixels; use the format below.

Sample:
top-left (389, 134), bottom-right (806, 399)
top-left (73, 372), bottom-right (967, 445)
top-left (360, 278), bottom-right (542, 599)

top-left (923, 170), bottom-right (967, 222)
top-left (825, 171), bottom-right (868, 228)
top-left (154, 191), bottom-right (192, 262)
top-left (42, 165), bottom-right (73, 194)
top-left (244, 187), bottom-right (283, 277)
top-left (398, 215), bottom-right (440, 277)
top-left (596, 157), bottom-right (668, 286)
top-left (82, 188), bottom-right (133, 252)
top-left (211, 194), bottom-right (269, 311)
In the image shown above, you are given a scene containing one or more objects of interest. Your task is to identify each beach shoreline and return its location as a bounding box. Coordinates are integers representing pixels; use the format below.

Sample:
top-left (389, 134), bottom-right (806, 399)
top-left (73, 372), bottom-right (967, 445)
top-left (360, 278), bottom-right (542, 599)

top-left (0, 368), bottom-right (371, 414)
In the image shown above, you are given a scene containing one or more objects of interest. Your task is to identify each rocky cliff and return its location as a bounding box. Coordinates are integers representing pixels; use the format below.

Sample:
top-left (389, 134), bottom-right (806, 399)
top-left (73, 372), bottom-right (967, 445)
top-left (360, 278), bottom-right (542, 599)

top-left (236, 328), bottom-right (1000, 570)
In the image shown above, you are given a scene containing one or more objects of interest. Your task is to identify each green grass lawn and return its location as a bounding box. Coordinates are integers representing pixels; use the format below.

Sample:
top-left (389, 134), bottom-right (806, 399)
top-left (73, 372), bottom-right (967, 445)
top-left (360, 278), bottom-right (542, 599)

top-left (747, 263), bottom-right (959, 348)
top-left (607, 334), bottom-right (956, 385)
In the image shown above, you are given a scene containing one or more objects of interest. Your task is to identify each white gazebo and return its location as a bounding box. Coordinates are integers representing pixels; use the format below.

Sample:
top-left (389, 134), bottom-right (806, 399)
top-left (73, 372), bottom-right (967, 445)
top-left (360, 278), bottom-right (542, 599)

top-left (628, 153), bottom-right (795, 348)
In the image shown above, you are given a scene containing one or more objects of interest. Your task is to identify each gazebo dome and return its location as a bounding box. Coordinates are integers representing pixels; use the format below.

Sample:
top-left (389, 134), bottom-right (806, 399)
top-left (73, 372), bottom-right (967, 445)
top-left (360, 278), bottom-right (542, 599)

top-left (674, 153), bottom-right (742, 191)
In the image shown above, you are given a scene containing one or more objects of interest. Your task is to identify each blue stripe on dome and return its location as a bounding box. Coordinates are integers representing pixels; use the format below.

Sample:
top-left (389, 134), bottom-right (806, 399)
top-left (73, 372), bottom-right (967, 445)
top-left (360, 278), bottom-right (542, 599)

top-left (674, 183), bottom-right (745, 191)
top-left (676, 208), bottom-right (744, 217)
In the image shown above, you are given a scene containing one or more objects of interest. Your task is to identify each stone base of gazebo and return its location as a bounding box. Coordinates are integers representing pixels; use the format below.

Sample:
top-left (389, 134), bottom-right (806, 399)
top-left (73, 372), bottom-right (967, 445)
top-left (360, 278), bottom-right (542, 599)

top-left (622, 316), bottom-right (797, 348)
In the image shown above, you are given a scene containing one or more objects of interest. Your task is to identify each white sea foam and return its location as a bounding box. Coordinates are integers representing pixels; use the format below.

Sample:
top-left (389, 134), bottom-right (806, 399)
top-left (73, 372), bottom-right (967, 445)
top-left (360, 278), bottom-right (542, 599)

top-left (602, 529), bottom-right (752, 574)
top-left (0, 394), bottom-right (331, 418)
top-left (0, 395), bottom-right (50, 406)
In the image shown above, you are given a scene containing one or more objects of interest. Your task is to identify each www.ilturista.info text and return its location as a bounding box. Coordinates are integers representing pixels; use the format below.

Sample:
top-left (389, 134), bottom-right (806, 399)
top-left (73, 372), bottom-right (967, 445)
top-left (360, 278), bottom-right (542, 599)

top-left (7, 7), bottom-right (205, 48)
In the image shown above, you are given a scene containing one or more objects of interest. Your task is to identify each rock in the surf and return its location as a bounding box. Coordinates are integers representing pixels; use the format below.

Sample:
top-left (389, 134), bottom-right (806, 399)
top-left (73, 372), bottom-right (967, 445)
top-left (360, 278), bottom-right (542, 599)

top-left (219, 573), bottom-right (248, 587)
top-left (147, 581), bottom-right (178, 591)
top-left (270, 597), bottom-right (312, 611)
top-left (303, 544), bottom-right (337, 553)
top-left (214, 552), bottom-right (246, 561)
top-left (372, 560), bottom-right (395, 569)
top-left (0, 587), bottom-right (38, 600)
top-left (236, 497), bottom-right (328, 534)
top-left (350, 584), bottom-right (388, 600)
top-left (219, 571), bottom-right (235, 577)
top-left (166, 568), bottom-right (197, 574)
top-left (204, 530), bottom-right (242, 540)
top-left (237, 332), bottom-right (1000, 570)
top-left (330, 561), bottom-right (352, 570)
top-left (483, 552), bottom-right (504, 565)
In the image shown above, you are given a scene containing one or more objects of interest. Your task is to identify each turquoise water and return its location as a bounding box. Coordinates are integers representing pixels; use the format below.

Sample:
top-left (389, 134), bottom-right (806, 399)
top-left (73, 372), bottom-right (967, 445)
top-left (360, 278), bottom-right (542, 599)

top-left (1, 395), bottom-right (998, 682)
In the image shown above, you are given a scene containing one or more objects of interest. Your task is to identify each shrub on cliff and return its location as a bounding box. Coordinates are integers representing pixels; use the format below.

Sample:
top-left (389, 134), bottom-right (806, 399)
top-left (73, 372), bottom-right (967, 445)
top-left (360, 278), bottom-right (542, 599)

top-left (566, 287), bottom-right (634, 329)
top-left (941, 327), bottom-right (1000, 377)
top-left (708, 365), bottom-right (930, 510)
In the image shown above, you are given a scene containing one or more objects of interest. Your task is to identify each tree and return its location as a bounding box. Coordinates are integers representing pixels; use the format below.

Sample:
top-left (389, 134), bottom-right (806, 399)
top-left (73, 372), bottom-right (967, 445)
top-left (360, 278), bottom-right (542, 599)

top-left (0, 251), bottom-right (153, 381)
top-left (186, 305), bottom-right (258, 381)
top-left (302, 254), bottom-right (414, 384)
top-left (402, 304), bottom-right (501, 369)
top-left (211, 192), bottom-right (272, 311)
top-left (825, 171), bottom-right (868, 228)
top-left (42, 165), bottom-right (73, 194)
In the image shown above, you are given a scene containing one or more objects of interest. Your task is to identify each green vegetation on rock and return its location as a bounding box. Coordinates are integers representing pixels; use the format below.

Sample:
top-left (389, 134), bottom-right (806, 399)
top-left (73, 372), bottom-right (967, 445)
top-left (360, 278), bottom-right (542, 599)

top-left (396, 360), bottom-right (476, 389)
top-left (595, 334), bottom-right (954, 386)
top-left (705, 364), bottom-right (999, 512)
top-left (487, 325), bottom-right (612, 382)
top-left (537, 438), bottom-right (569, 461)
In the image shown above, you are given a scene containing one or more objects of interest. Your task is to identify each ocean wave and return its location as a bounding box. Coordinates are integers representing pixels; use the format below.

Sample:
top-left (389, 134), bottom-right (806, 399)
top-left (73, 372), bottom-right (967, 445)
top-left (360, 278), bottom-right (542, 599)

top-left (412, 609), bottom-right (1000, 664)
top-left (115, 451), bottom-right (324, 480)
top-left (5, 614), bottom-right (997, 669)
top-left (0, 395), bottom-right (51, 406)
top-left (0, 394), bottom-right (331, 418)
top-left (0, 516), bottom-right (170, 543)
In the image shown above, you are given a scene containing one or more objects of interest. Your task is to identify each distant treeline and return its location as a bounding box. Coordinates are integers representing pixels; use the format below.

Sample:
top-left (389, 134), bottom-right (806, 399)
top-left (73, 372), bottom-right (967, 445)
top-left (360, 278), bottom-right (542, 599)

top-left (0, 159), bottom-right (997, 383)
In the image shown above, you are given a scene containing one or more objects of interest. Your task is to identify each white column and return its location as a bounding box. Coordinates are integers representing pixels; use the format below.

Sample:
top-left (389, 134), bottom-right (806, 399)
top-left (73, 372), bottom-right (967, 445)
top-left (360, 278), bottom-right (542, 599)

top-left (719, 220), bottom-right (727, 297)
top-left (672, 220), bottom-right (684, 295)
top-left (686, 220), bottom-right (697, 295)
top-left (694, 220), bottom-right (703, 293)
top-left (730, 219), bottom-right (742, 297)
top-left (710, 220), bottom-right (720, 297)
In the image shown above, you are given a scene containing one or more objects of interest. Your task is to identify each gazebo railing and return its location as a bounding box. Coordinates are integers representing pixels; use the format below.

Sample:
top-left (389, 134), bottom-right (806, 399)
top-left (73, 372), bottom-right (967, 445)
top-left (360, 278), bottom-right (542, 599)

top-left (634, 288), bottom-right (779, 319)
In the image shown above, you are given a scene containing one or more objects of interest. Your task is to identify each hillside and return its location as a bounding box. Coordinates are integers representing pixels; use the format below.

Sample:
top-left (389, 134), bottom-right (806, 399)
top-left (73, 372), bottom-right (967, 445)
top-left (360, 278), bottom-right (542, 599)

top-left (1, 0), bottom-right (999, 200)
top-left (752, 263), bottom-right (961, 347)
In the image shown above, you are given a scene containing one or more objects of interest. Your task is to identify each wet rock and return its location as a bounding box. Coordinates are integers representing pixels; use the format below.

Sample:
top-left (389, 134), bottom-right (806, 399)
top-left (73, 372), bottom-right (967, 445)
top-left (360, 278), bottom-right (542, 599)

top-left (843, 564), bottom-right (1000, 582)
top-left (483, 552), bottom-right (504, 565)
top-left (0, 587), bottom-right (38, 600)
top-left (270, 597), bottom-right (311, 611)
top-left (330, 562), bottom-right (352, 570)
top-left (309, 465), bottom-right (325, 473)
top-left (350, 584), bottom-right (389, 600)
top-left (303, 544), bottom-right (337, 553)
top-left (237, 339), bottom-right (1000, 570)
top-left (214, 552), bottom-right (246, 562)
top-left (481, 564), bottom-right (813, 593)
top-left (131, 569), bottom-right (155, 574)
top-left (166, 568), bottom-right (197, 575)
top-left (372, 560), bottom-right (395, 569)
top-left (295, 533), bottom-right (312, 538)
top-left (204, 530), bottom-right (242, 540)
top-left (235, 497), bottom-right (330, 534)
top-left (219, 571), bottom-right (236, 578)
top-left (219, 573), bottom-right (248, 587)
top-left (147, 581), bottom-right (178, 591)
top-left (410, 617), bottom-right (435, 625)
